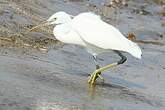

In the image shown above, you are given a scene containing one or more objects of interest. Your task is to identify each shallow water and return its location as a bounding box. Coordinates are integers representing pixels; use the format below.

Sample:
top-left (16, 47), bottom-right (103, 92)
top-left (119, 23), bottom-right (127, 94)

top-left (0, 0), bottom-right (165, 110)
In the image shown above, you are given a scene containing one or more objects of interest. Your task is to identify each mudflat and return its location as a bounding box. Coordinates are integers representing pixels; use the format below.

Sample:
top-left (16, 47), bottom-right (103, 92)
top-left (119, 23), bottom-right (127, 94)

top-left (0, 0), bottom-right (165, 110)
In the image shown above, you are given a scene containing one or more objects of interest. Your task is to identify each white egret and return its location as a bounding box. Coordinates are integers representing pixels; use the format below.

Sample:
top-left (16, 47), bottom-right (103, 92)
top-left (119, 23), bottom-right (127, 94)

top-left (29, 11), bottom-right (142, 84)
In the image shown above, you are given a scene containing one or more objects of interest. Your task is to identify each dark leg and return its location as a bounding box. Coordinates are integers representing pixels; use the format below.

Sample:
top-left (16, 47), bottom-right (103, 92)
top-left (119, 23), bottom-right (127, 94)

top-left (114, 50), bottom-right (127, 65)
top-left (88, 51), bottom-right (127, 84)
top-left (92, 55), bottom-right (102, 81)
top-left (92, 55), bottom-right (100, 69)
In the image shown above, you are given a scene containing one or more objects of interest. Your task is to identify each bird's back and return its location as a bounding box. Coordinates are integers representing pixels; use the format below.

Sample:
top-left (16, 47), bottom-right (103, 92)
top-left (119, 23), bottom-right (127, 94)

top-left (72, 12), bottom-right (142, 58)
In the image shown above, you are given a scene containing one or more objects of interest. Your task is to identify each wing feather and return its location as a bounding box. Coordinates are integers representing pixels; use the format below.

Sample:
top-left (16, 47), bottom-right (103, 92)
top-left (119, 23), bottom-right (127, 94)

top-left (72, 12), bottom-right (142, 58)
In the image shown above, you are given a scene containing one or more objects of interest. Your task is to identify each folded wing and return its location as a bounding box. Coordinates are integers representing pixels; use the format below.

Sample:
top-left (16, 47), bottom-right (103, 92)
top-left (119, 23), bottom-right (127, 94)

top-left (72, 12), bottom-right (142, 59)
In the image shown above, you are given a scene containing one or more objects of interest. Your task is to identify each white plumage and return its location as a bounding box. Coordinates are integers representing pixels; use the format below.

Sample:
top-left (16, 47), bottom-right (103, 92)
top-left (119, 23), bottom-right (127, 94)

top-left (53, 12), bottom-right (142, 59)
top-left (30, 11), bottom-right (142, 84)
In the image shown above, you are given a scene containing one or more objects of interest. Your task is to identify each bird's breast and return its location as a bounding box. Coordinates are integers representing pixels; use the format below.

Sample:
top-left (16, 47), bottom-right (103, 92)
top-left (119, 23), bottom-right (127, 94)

top-left (53, 25), bottom-right (86, 46)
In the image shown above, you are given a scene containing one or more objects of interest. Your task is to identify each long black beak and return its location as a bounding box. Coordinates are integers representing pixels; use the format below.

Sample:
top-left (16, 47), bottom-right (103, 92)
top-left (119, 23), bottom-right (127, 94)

top-left (27, 21), bottom-right (50, 32)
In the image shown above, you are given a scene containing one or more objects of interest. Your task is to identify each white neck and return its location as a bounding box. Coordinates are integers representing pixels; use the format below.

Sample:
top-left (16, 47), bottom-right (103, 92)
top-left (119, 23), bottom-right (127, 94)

top-left (53, 23), bottom-right (71, 38)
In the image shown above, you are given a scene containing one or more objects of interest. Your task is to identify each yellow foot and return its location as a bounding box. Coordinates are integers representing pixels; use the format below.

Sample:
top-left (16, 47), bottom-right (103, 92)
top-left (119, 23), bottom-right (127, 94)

top-left (88, 70), bottom-right (104, 84)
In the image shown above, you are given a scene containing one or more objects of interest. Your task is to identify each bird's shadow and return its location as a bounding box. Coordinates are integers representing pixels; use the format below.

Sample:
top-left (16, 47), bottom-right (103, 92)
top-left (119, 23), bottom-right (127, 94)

top-left (75, 71), bottom-right (145, 89)
top-left (103, 75), bottom-right (145, 89)
top-left (87, 82), bottom-right (163, 107)
top-left (85, 74), bottom-right (155, 104)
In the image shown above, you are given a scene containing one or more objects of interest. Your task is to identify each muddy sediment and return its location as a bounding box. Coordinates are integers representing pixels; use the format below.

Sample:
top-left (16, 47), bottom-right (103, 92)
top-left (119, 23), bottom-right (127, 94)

top-left (0, 0), bottom-right (165, 110)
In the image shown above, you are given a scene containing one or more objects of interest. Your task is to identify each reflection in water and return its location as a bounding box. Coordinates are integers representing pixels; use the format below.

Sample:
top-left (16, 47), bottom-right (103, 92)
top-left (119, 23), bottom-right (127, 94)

top-left (86, 82), bottom-right (163, 107)
top-left (87, 82), bottom-right (127, 100)
top-left (87, 84), bottom-right (97, 100)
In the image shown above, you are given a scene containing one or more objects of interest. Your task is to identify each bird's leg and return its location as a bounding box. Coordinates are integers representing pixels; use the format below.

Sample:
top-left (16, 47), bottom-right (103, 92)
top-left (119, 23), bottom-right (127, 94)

top-left (91, 55), bottom-right (104, 81)
top-left (88, 51), bottom-right (127, 84)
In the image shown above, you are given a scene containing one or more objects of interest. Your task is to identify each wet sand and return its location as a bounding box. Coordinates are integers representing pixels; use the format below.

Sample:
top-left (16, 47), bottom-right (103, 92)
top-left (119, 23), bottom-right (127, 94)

top-left (0, 0), bottom-right (165, 110)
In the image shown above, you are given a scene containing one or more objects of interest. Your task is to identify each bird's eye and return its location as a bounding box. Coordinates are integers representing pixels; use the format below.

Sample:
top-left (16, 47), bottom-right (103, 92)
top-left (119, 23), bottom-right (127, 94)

top-left (54, 18), bottom-right (57, 20)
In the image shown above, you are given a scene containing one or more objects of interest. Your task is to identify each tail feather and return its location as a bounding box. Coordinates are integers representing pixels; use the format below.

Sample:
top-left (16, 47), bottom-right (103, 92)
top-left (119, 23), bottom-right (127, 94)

top-left (127, 41), bottom-right (142, 59)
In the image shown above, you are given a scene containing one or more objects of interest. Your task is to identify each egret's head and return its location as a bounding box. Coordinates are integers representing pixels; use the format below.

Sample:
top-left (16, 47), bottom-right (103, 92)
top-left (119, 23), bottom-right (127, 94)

top-left (47, 11), bottom-right (72, 25)
top-left (28, 11), bottom-right (74, 32)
